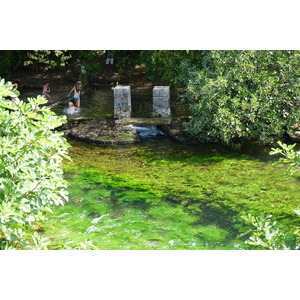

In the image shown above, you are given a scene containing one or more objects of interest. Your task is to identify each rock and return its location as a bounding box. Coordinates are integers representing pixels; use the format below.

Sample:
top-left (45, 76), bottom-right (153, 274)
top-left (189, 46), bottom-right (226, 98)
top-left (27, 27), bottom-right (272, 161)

top-left (60, 117), bottom-right (138, 144)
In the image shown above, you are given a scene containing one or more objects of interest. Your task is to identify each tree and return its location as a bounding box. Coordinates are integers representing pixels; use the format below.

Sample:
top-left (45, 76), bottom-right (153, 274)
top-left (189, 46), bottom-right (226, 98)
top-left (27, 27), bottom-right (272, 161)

top-left (139, 50), bottom-right (202, 87)
top-left (181, 50), bottom-right (300, 145)
top-left (24, 50), bottom-right (72, 72)
top-left (0, 50), bottom-right (25, 79)
top-left (71, 50), bottom-right (105, 77)
top-left (0, 78), bottom-right (70, 249)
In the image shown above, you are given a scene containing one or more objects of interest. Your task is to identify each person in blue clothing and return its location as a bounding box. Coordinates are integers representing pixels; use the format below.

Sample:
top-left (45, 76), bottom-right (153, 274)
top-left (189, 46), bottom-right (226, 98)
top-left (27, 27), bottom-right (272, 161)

top-left (68, 81), bottom-right (82, 107)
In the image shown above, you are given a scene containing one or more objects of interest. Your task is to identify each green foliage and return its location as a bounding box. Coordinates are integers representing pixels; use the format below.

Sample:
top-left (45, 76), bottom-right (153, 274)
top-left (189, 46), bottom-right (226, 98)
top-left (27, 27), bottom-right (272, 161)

top-left (240, 141), bottom-right (300, 249)
top-left (240, 214), bottom-right (300, 250)
top-left (24, 50), bottom-right (72, 71)
top-left (0, 50), bottom-right (25, 78)
top-left (103, 50), bottom-right (202, 86)
top-left (270, 141), bottom-right (300, 174)
top-left (182, 50), bottom-right (300, 145)
top-left (0, 78), bottom-right (70, 249)
top-left (113, 50), bottom-right (141, 73)
top-left (140, 50), bottom-right (202, 87)
top-left (72, 50), bottom-right (105, 77)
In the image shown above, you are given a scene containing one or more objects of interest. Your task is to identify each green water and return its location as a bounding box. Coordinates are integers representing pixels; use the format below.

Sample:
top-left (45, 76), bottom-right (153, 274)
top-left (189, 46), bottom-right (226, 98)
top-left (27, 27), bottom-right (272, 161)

top-left (42, 136), bottom-right (300, 250)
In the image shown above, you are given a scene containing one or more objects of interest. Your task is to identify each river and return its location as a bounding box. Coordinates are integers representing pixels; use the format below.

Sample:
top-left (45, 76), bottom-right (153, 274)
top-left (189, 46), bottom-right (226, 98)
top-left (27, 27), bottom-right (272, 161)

top-left (21, 88), bottom-right (300, 249)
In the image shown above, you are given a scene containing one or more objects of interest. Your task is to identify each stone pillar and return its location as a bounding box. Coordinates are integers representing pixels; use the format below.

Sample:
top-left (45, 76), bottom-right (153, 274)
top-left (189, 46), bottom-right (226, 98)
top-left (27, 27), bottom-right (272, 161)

top-left (114, 86), bottom-right (131, 118)
top-left (153, 86), bottom-right (170, 117)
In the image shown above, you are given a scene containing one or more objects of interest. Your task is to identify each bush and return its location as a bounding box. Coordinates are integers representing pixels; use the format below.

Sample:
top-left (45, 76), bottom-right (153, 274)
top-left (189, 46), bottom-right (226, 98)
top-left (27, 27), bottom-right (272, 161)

top-left (0, 78), bottom-right (70, 249)
top-left (0, 50), bottom-right (25, 78)
top-left (239, 142), bottom-right (300, 250)
top-left (270, 141), bottom-right (300, 174)
top-left (181, 50), bottom-right (300, 145)
top-left (23, 50), bottom-right (72, 71)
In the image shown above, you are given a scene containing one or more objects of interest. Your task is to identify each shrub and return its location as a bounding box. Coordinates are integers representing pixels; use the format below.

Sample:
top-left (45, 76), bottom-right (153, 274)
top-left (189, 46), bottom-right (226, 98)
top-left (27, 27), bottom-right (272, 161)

top-left (239, 142), bottom-right (300, 250)
top-left (182, 50), bottom-right (300, 145)
top-left (0, 78), bottom-right (70, 249)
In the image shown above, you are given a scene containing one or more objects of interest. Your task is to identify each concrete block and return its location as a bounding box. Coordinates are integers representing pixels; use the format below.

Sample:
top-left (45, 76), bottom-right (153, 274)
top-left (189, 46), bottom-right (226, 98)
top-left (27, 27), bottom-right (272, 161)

top-left (114, 86), bottom-right (131, 118)
top-left (153, 86), bottom-right (170, 117)
top-left (153, 86), bottom-right (170, 97)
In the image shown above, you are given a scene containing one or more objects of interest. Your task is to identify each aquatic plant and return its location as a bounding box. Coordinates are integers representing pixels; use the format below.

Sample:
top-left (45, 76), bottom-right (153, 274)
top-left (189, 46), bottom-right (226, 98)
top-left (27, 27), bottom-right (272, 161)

top-left (41, 138), bottom-right (300, 249)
